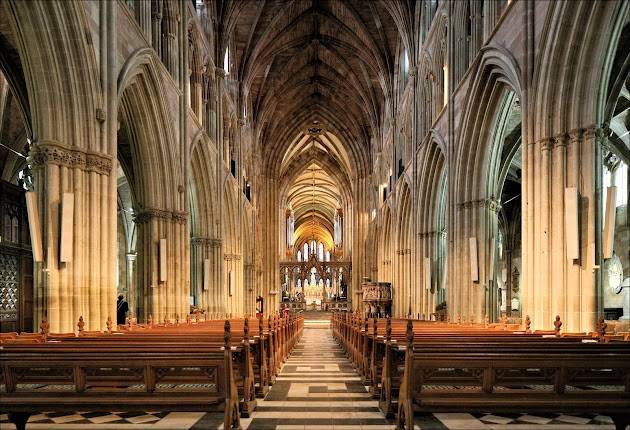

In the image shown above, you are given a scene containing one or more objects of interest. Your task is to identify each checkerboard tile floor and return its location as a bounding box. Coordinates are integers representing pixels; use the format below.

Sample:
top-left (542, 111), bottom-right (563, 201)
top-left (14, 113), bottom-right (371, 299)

top-left (0, 326), bottom-right (619, 429)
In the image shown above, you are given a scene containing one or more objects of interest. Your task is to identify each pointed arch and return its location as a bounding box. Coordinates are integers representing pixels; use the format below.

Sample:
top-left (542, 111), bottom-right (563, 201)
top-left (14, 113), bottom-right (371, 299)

top-left (118, 50), bottom-right (182, 210)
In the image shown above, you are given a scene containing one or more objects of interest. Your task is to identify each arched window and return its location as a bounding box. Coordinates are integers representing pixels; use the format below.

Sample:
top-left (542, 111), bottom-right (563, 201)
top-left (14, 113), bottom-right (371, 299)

top-left (436, 172), bottom-right (448, 304)
top-left (325, 250), bottom-right (330, 262)
top-left (297, 250), bottom-right (302, 261)
top-left (303, 243), bottom-right (309, 260)
top-left (223, 47), bottom-right (230, 75)
top-left (400, 47), bottom-right (410, 93)
top-left (318, 243), bottom-right (324, 261)
top-left (604, 157), bottom-right (628, 209)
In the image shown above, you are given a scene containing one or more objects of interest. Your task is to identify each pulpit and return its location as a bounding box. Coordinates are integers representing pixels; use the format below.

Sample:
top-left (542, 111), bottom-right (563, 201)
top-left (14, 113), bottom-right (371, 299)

top-left (361, 280), bottom-right (392, 317)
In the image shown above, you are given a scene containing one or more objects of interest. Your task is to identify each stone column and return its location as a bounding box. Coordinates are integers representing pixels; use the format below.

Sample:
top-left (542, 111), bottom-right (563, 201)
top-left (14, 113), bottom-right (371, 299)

top-left (522, 127), bottom-right (602, 332)
top-left (135, 209), bottom-right (189, 323)
top-left (417, 232), bottom-right (436, 318)
top-left (126, 252), bottom-right (137, 316)
top-left (351, 175), bottom-right (370, 310)
top-left (244, 263), bottom-right (255, 316)
top-left (224, 252), bottom-right (243, 317)
top-left (29, 143), bottom-right (116, 333)
top-left (450, 198), bottom-right (500, 323)
top-left (191, 237), bottom-right (208, 307)
top-left (259, 173), bottom-right (280, 315)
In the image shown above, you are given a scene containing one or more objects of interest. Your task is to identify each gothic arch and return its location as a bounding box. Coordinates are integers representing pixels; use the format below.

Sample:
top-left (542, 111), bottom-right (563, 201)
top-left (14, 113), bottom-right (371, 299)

top-left (190, 134), bottom-right (219, 239)
top-left (454, 46), bottom-right (521, 204)
top-left (395, 180), bottom-right (412, 317)
top-left (533, 0), bottom-right (629, 137)
top-left (118, 51), bottom-right (182, 210)
top-left (3, 0), bottom-right (100, 147)
top-left (416, 140), bottom-right (446, 318)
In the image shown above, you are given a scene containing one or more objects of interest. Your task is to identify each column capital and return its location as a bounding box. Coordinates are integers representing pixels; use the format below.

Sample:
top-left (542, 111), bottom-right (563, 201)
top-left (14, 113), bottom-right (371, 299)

top-left (456, 198), bottom-right (501, 212)
top-left (553, 132), bottom-right (569, 148)
top-left (540, 137), bottom-right (555, 152)
top-left (224, 253), bottom-right (242, 261)
top-left (29, 141), bottom-right (113, 175)
top-left (134, 208), bottom-right (189, 224)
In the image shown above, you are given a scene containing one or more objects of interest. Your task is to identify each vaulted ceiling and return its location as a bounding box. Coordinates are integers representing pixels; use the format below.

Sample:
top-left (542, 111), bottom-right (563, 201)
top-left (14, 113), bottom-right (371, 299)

top-left (214, 0), bottom-right (406, 250)
top-left (217, 0), bottom-right (404, 175)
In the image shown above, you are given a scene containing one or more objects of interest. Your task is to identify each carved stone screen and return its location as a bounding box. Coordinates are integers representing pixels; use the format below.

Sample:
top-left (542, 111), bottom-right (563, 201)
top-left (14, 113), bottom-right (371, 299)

top-left (0, 252), bottom-right (19, 323)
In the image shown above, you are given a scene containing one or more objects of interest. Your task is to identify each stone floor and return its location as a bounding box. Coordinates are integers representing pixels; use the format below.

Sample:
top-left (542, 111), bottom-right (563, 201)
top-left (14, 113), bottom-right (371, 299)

top-left (0, 327), bottom-right (618, 429)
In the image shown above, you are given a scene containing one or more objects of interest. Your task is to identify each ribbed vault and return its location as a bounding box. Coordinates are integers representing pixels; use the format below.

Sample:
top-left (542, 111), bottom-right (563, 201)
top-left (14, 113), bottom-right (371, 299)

top-left (223, 0), bottom-right (403, 178)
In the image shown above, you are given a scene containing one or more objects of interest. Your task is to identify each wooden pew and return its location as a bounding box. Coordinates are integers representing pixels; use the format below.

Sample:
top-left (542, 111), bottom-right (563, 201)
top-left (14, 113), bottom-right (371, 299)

top-left (1, 314), bottom-right (304, 429)
top-left (0, 320), bottom-right (243, 430)
top-left (394, 319), bottom-right (630, 430)
top-left (332, 311), bottom-right (630, 423)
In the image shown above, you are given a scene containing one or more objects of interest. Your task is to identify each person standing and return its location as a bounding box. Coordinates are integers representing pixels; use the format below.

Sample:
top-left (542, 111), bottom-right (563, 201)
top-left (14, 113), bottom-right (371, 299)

top-left (117, 294), bottom-right (129, 325)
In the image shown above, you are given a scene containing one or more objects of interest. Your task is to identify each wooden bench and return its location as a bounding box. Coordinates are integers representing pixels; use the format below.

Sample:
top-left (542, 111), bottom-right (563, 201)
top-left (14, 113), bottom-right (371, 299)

top-left (394, 320), bottom-right (630, 430)
top-left (0, 320), bottom-right (243, 430)
top-left (332, 312), bottom-right (630, 429)
top-left (1, 315), bottom-right (304, 429)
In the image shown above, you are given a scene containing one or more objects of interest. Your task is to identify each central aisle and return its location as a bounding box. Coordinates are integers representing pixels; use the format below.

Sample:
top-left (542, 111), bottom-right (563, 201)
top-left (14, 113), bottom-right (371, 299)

top-left (246, 327), bottom-right (394, 429)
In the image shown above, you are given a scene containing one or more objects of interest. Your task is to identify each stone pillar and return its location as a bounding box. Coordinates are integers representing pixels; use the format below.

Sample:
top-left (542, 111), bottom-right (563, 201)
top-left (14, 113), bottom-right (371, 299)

top-left (29, 143), bottom-right (117, 333)
top-left (450, 199), bottom-right (500, 323)
top-left (351, 175), bottom-right (370, 311)
top-left (126, 252), bottom-right (137, 316)
top-left (259, 173), bottom-right (280, 315)
top-left (417, 232), bottom-right (437, 318)
top-left (135, 209), bottom-right (189, 323)
top-left (522, 127), bottom-right (602, 332)
top-left (191, 237), bottom-right (225, 315)
top-left (224, 252), bottom-right (243, 317)
top-left (244, 263), bottom-right (255, 316)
